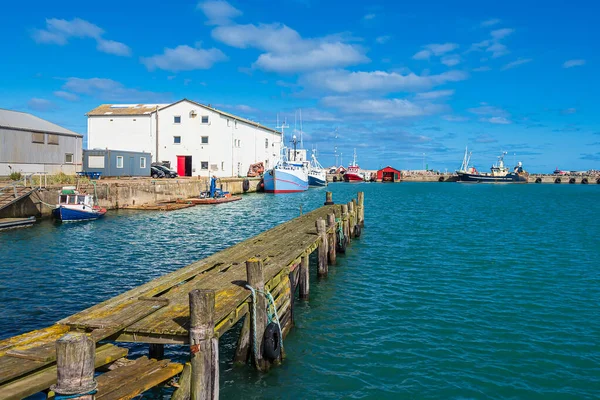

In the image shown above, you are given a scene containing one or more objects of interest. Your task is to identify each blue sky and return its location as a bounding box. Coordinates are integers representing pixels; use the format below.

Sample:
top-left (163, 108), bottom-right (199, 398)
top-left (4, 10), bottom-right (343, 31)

top-left (1, 0), bottom-right (598, 172)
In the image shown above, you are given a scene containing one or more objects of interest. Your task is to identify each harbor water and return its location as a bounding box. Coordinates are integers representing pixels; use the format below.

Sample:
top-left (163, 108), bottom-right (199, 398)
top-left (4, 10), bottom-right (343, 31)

top-left (1, 183), bottom-right (599, 399)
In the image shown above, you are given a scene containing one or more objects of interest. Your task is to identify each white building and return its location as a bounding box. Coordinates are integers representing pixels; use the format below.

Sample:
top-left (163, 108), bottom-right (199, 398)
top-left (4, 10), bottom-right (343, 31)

top-left (0, 108), bottom-right (83, 176)
top-left (87, 99), bottom-right (281, 177)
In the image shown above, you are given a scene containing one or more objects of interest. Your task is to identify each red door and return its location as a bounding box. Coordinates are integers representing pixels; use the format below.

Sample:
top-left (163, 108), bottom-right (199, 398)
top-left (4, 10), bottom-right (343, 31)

top-left (177, 156), bottom-right (186, 176)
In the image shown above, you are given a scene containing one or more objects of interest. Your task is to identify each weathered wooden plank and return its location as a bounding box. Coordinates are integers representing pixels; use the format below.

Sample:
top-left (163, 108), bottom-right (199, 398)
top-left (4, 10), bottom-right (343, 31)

top-left (0, 345), bottom-right (127, 400)
top-left (0, 325), bottom-right (70, 356)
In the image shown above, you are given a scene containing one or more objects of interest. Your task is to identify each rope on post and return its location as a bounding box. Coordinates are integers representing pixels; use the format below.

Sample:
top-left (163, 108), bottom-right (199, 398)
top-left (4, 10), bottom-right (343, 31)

top-left (245, 284), bottom-right (284, 366)
top-left (54, 390), bottom-right (98, 400)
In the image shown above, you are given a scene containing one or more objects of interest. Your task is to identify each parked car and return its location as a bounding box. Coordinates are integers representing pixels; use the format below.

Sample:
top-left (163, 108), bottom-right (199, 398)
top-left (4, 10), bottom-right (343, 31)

top-left (150, 166), bottom-right (166, 178)
top-left (152, 164), bottom-right (178, 178)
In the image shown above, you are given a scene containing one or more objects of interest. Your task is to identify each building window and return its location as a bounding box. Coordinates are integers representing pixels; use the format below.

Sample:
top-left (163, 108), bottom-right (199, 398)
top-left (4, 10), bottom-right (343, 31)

top-left (227, 119), bottom-right (230, 127)
top-left (116, 156), bottom-right (124, 168)
top-left (47, 134), bottom-right (59, 145)
top-left (265, 139), bottom-right (269, 149)
top-left (140, 157), bottom-right (146, 169)
top-left (174, 116), bottom-right (181, 124)
top-left (201, 136), bottom-right (209, 144)
top-left (201, 161), bottom-right (209, 170)
top-left (201, 115), bottom-right (209, 124)
top-left (174, 136), bottom-right (181, 144)
top-left (32, 132), bottom-right (45, 143)
top-left (65, 153), bottom-right (74, 164)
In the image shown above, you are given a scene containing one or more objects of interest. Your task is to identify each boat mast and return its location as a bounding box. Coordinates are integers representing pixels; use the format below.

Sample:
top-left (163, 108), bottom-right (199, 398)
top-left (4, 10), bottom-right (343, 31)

top-left (276, 115), bottom-right (289, 162)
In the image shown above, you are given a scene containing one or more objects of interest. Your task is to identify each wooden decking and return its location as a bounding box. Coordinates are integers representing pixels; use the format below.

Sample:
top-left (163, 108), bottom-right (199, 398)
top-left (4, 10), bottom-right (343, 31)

top-left (0, 192), bottom-right (364, 399)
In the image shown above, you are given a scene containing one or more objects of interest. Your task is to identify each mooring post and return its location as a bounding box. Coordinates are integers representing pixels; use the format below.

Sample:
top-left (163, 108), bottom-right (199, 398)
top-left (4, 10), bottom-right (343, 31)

top-left (348, 201), bottom-right (356, 238)
top-left (233, 316), bottom-right (251, 365)
top-left (189, 289), bottom-right (219, 400)
top-left (149, 343), bottom-right (164, 360)
top-left (341, 204), bottom-right (350, 245)
top-left (299, 255), bottom-right (310, 299)
top-left (357, 192), bottom-right (364, 226)
top-left (326, 213), bottom-right (337, 265)
top-left (51, 333), bottom-right (97, 400)
top-left (246, 258), bottom-right (268, 371)
top-left (316, 218), bottom-right (328, 276)
top-left (324, 191), bottom-right (334, 205)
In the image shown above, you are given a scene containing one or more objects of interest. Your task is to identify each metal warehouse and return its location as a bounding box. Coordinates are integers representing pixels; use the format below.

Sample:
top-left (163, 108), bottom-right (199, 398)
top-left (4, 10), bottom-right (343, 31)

top-left (0, 108), bottom-right (83, 176)
top-left (83, 149), bottom-right (151, 177)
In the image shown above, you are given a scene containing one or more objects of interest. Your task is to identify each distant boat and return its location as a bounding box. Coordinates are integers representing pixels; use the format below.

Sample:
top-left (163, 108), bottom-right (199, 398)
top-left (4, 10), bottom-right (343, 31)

top-left (52, 186), bottom-right (107, 222)
top-left (344, 149), bottom-right (365, 182)
top-left (308, 150), bottom-right (327, 187)
top-left (456, 148), bottom-right (528, 183)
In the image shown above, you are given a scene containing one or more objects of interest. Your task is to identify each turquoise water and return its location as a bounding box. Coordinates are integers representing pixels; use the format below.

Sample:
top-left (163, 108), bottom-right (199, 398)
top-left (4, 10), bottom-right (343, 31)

top-left (1, 183), bottom-right (599, 399)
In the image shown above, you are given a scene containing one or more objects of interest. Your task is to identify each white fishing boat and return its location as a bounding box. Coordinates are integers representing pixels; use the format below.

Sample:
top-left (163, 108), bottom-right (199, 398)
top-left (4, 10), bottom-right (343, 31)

top-left (308, 150), bottom-right (327, 187)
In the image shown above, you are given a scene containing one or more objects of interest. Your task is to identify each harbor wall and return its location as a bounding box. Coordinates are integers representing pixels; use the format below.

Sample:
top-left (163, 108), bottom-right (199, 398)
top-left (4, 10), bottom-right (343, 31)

top-left (3, 177), bottom-right (261, 218)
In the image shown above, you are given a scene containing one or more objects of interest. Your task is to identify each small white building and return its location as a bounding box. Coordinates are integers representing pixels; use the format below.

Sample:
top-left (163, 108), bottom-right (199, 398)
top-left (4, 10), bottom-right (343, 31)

top-left (87, 99), bottom-right (281, 177)
top-left (0, 108), bottom-right (83, 176)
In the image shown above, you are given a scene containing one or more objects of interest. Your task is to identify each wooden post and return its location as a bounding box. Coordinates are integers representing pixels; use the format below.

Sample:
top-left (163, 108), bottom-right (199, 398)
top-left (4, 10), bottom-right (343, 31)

top-left (233, 316), bottom-right (250, 365)
top-left (316, 218), bottom-right (328, 277)
top-left (149, 343), bottom-right (164, 360)
top-left (326, 213), bottom-right (337, 265)
top-left (51, 333), bottom-right (97, 400)
top-left (324, 191), bottom-right (333, 205)
top-left (357, 192), bottom-right (364, 226)
top-left (348, 201), bottom-right (355, 238)
top-left (246, 258), bottom-right (268, 371)
top-left (341, 204), bottom-right (350, 245)
top-left (189, 289), bottom-right (219, 400)
top-left (299, 255), bottom-right (310, 299)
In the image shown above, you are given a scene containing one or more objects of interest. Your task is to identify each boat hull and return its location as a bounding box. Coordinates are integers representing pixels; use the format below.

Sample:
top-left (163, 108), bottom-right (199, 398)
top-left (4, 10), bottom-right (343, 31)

top-left (344, 173), bottom-right (364, 182)
top-left (308, 173), bottom-right (327, 187)
top-left (177, 196), bottom-right (242, 205)
top-left (457, 172), bottom-right (528, 183)
top-left (264, 168), bottom-right (308, 193)
top-left (52, 206), bottom-right (106, 222)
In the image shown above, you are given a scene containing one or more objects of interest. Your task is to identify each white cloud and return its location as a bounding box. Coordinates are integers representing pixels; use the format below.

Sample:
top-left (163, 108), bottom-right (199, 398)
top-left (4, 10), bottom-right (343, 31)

top-left (481, 19), bottom-right (501, 27)
top-left (501, 58), bottom-right (532, 70)
top-left (322, 96), bottom-right (446, 118)
top-left (376, 35), bottom-right (390, 44)
top-left (441, 54), bottom-right (461, 66)
top-left (32, 18), bottom-right (130, 57)
top-left (484, 116), bottom-right (511, 124)
top-left (62, 77), bottom-right (169, 101)
top-left (27, 98), bottom-right (58, 112)
top-left (468, 104), bottom-right (508, 117)
top-left (212, 23), bottom-right (368, 73)
top-left (363, 13), bottom-right (376, 20)
top-left (302, 69), bottom-right (468, 93)
top-left (443, 115), bottom-right (469, 122)
top-left (412, 43), bottom-right (459, 60)
top-left (141, 45), bottom-right (227, 72)
top-left (412, 49), bottom-right (432, 60)
top-left (197, 0), bottom-right (242, 25)
top-left (491, 28), bottom-right (514, 39)
top-left (96, 39), bottom-right (131, 56)
top-left (563, 59), bottom-right (585, 68)
top-left (486, 43), bottom-right (509, 58)
top-left (415, 89), bottom-right (455, 100)
top-left (472, 66), bottom-right (491, 72)
top-left (53, 91), bottom-right (79, 101)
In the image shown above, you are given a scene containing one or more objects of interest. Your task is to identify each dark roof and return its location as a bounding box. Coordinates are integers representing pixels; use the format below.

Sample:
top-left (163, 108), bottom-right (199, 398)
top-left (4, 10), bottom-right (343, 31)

top-left (0, 108), bottom-right (82, 137)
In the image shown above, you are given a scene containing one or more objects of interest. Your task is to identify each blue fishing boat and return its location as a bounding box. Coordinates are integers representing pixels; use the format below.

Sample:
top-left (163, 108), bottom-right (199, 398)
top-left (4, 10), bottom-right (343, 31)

top-left (308, 150), bottom-right (327, 187)
top-left (52, 186), bottom-right (107, 222)
top-left (456, 148), bottom-right (528, 183)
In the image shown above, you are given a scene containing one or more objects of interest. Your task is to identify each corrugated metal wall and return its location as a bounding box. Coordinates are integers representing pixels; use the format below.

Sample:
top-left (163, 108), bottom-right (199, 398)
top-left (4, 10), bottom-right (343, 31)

top-left (83, 149), bottom-right (151, 177)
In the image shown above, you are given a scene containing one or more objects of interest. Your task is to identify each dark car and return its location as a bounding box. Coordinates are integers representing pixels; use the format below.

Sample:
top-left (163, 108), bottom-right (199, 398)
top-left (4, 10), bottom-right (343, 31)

top-left (150, 166), bottom-right (166, 178)
top-left (152, 164), bottom-right (178, 178)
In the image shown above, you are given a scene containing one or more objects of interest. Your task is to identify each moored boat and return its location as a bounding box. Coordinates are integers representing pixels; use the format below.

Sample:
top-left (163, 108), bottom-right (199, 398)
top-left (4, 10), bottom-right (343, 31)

top-left (52, 186), bottom-right (107, 222)
top-left (264, 126), bottom-right (309, 193)
top-left (456, 148), bottom-right (528, 183)
top-left (308, 150), bottom-right (327, 187)
top-left (343, 149), bottom-right (365, 182)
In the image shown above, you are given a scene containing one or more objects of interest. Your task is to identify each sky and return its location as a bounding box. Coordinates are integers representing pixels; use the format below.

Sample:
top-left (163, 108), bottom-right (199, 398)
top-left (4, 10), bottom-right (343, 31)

top-left (0, 0), bottom-right (598, 172)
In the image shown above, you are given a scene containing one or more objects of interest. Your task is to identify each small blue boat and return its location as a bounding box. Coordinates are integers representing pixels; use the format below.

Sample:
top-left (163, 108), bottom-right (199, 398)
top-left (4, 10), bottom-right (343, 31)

top-left (52, 187), bottom-right (107, 222)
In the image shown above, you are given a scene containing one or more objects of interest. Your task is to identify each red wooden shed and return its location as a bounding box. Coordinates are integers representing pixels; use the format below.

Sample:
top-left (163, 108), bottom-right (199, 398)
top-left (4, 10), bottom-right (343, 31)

top-left (376, 166), bottom-right (402, 182)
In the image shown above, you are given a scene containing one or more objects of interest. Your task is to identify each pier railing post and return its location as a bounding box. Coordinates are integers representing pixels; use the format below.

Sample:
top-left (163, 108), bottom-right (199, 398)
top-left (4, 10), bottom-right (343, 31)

top-left (326, 213), bottom-right (337, 265)
top-left (246, 258), bottom-right (268, 371)
top-left (341, 204), bottom-right (350, 245)
top-left (357, 192), bottom-right (364, 226)
top-left (233, 316), bottom-right (251, 365)
top-left (51, 333), bottom-right (97, 400)
top-left (348, 201), bottom-right (355, 238)
top-left (189, 289), bottom-right (219, 400)
top-left (324, 191), bottom-right (333, 205)
top-left (316, 218), bottom-right (328, 277)
top-left (299, 255), bottom-right (310, 299)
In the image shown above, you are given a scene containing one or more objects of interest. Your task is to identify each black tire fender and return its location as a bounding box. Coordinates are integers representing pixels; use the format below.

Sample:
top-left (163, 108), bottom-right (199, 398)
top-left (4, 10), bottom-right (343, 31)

top-left (353, 224), bottom-right (362, 238)
top-left (263, 322), bottom-right (281, 361)
top-left (336, 231), bottom-right (347, 253)
top-left (242, 179), bottom-right (250, 192)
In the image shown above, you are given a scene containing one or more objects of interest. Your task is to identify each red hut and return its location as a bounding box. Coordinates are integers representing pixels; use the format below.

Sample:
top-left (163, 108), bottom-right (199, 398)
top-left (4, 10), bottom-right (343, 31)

top-left (376, 166), bottom-right (402, 182)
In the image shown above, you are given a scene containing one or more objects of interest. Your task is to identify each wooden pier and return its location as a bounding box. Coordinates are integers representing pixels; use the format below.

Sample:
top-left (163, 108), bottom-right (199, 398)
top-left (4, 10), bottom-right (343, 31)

top-left (0, 192), bottom-right (365, 400)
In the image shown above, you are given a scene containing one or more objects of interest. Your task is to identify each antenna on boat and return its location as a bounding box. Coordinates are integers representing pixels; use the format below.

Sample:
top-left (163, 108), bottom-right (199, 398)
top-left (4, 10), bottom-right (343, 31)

top-left (299, 109), bottom-right (304, 149)
top-left (276, 115), bottom-right (289, 161)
